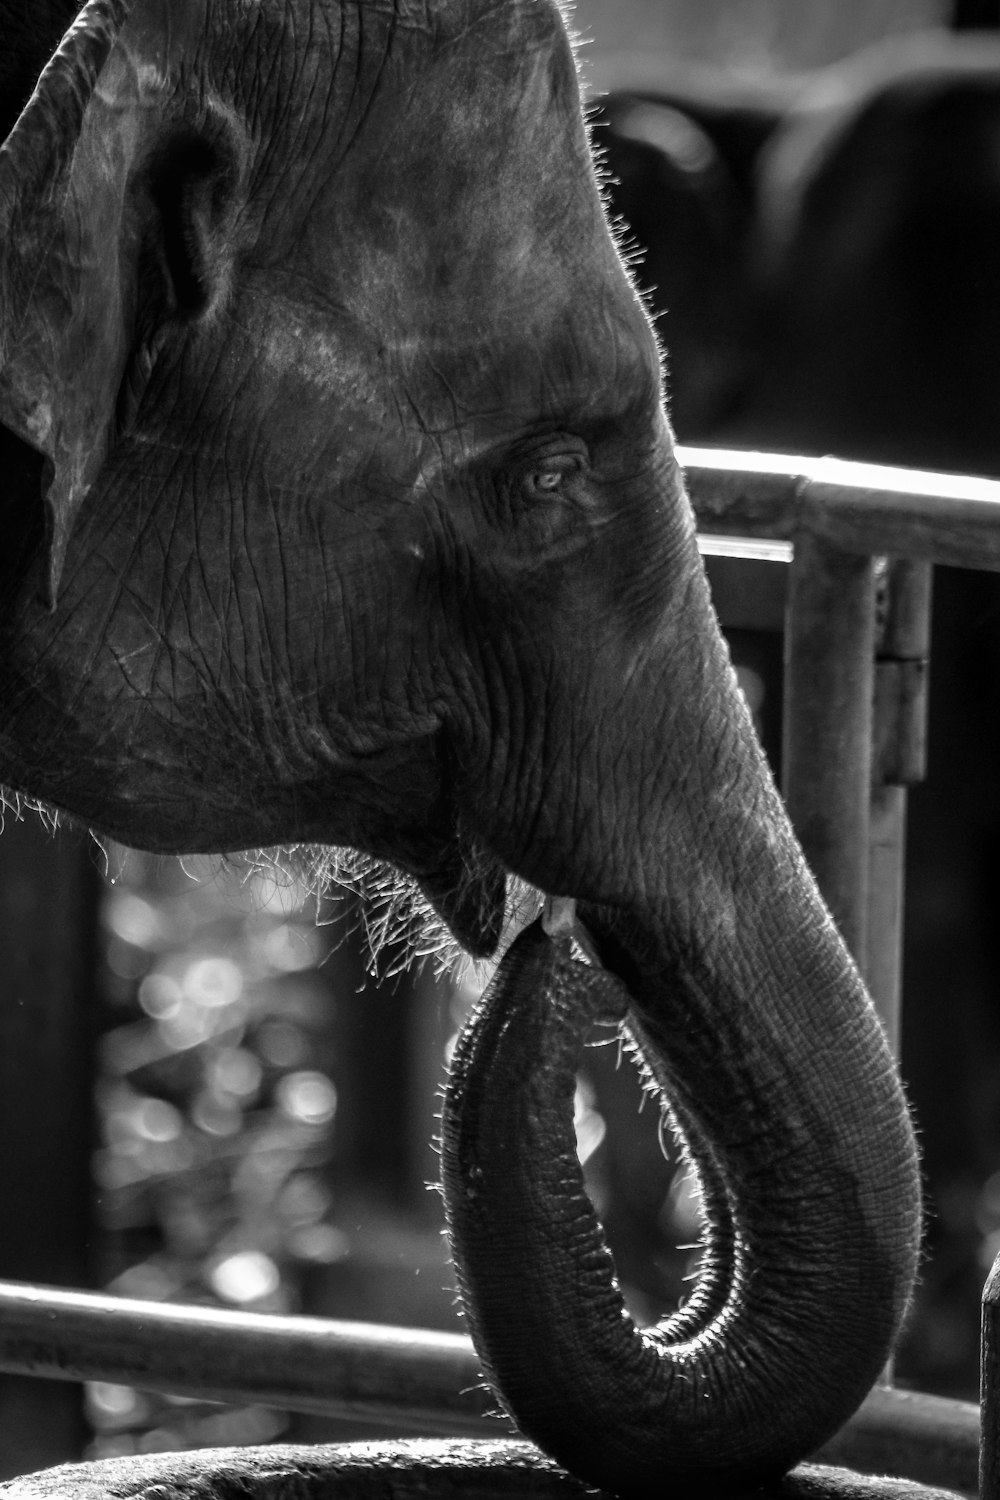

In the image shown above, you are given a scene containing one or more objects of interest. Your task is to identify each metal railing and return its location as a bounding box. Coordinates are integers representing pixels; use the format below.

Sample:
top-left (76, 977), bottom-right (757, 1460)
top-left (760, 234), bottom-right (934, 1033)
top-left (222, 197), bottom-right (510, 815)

top-left (3, 447), bottom-right (1000, 1497)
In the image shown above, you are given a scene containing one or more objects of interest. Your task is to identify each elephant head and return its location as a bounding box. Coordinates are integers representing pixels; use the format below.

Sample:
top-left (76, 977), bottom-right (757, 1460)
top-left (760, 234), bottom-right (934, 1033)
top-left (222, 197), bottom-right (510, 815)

top-left (0, 0), bottom-right (921, 1492)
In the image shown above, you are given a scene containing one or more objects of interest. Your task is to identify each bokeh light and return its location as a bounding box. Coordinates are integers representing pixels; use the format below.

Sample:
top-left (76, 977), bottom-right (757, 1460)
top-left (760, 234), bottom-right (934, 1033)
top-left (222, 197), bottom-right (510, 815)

top-left (275, 1072), bottom-right (337, 1128)
top-left (92, 851), bottom-right (343, 1458)
top-left (209, 1250), bottom-right (282, 1306)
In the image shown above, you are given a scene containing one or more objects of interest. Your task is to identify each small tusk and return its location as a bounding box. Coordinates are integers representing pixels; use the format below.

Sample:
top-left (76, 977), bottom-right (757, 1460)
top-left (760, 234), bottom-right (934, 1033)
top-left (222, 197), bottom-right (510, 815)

top-left (541, 895), bottom-right (604, 970)
top-left (541, 895), bottom-right (576, 939)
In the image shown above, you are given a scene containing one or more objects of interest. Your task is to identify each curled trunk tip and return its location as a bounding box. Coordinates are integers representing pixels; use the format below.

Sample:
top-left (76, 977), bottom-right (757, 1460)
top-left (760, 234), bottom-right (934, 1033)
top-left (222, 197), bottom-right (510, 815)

top-left (442, 917), bottom-right (920, 1495)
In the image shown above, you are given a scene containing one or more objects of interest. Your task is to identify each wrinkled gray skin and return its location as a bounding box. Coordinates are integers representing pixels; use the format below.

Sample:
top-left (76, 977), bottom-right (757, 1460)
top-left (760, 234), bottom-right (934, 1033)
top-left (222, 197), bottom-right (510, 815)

top-left (0, 1), bottom-right (922, 1495)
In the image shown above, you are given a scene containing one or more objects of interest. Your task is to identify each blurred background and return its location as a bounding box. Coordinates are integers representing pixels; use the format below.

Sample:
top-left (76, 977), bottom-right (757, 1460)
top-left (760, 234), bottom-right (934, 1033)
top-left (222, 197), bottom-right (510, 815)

top-left (572, 0), bottom-right (946, 85)
top-left (1, 0), bottom-right (1000, 1478)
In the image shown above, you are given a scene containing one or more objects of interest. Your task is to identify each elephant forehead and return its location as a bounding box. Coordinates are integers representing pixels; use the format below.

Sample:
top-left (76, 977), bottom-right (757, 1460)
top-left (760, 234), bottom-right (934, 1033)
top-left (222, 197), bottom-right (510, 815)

top-left (100, 0), bottom-right (572, 163)
top-left (246, 91), bottom-right (650, 442)
top-left (236, 263), bottom-right (653, 468)
top-left (222, 0), bottom-right (574, 164)
top-left (236, 0), bottom-right (598, 262)
top-left (105, 0), bottom-right (631, 423)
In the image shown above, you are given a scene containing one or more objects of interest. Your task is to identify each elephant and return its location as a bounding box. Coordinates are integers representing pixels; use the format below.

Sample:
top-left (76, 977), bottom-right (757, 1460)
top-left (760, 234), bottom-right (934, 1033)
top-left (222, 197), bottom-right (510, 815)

top-left (733, 32), bottom-right (1000, 475)
top-left (597, 34), bottom-right (1000, 470)
top-left (0, 1), bottom-right (925, 1496)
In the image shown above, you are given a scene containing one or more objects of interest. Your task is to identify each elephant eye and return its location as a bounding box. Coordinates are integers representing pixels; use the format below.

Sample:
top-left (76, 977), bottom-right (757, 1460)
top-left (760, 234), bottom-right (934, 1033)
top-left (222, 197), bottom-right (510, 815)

top-left (530, 468), bottom-right (563, 493)
top-left (521, 452), bottom-right (586, 501)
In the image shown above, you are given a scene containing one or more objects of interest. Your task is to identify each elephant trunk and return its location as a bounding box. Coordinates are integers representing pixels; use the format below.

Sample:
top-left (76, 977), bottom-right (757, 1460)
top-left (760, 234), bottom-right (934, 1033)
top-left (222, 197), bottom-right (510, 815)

top-left (443, 509), bottom-right (921, 1493)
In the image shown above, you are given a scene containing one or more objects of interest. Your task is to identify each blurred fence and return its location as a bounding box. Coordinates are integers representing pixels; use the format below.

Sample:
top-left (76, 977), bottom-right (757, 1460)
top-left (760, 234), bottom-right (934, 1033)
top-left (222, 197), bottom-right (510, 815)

top-left (571, 0), bottom-right (948, 92)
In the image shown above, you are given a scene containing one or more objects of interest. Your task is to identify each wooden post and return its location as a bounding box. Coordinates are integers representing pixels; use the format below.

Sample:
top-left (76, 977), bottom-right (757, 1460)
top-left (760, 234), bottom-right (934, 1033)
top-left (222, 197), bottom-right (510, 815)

top-left (782, 531), bottom-right (877, 968)
top-left (0, 816), bottom-right (100, 1477)
top-left (867, 561), bottom-right (932, 1054)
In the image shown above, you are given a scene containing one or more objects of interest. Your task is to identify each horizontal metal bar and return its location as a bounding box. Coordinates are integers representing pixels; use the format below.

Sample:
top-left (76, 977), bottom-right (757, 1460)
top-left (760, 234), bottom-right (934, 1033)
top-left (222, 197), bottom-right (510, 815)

top-left (696, 534), bottom-right (794, 564)
top-left (0, 1282), bottom-right (497, 1435)
top-left (680, 445), bottom-right (1000, 569)
top-left (0, 1282), bottom-right (981, 1491)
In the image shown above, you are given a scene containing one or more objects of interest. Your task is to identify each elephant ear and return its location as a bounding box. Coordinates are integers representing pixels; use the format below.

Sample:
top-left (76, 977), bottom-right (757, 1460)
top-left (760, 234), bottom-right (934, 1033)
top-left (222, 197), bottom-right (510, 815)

top-left (0, 0), bottom-right (245, 606)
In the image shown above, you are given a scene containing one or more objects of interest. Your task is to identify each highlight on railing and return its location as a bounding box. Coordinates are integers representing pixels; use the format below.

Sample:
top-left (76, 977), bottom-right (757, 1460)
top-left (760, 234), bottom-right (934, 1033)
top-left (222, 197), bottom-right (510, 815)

top-left (681, 445), bottom-right (1000, 569)
top-left (2, 449), bottom-right (999, 1497)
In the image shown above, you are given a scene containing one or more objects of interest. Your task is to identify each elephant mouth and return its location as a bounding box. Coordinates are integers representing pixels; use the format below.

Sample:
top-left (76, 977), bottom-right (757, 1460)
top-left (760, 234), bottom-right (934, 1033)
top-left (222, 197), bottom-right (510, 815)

top-left (413, 832), bottom-right (517, 962)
